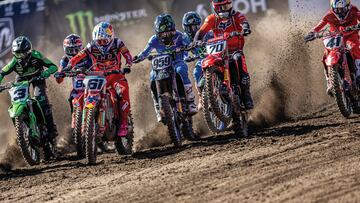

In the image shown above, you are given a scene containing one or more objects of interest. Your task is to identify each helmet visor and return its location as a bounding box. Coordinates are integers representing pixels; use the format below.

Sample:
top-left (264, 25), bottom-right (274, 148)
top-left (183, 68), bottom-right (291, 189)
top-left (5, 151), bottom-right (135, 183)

top-left (214, 3), bottom-right (232, 12)
top-left (95, 39), bottom-right (112, 46)
top-left (65, 46), bottom-right (81, 56)
top-left (185, 25), bottom-right (200, 34)
top-left (14, 51), bottom-right (28, 59)
top-left (159, 31), bottom-right (176, 39)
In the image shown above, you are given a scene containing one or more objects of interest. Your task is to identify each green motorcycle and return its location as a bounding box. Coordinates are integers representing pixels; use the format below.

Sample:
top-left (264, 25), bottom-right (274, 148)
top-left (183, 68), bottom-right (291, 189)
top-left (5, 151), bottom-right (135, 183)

top-left (0, 77), bottom-right (57, 166)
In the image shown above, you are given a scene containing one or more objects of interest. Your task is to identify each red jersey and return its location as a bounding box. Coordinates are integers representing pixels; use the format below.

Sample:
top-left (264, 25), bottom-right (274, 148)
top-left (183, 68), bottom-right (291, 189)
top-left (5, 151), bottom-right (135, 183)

top-left (69, 38), bottom-right (132, 73)
top-left (313, 5), bottom-right (360, 34)
top-left (198, 11), bottom-right (248, 52)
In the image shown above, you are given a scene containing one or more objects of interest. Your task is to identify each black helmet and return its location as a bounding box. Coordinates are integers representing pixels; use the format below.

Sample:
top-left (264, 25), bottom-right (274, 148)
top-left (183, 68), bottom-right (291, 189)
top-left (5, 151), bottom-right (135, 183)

top-left (12, 36), bottom-right (32, 66)
top-left (63, 34), bottom-right (83, 57)
top-left (182, 11), bottom-right (202, 39)
top-left (154, 14), bottom-right (176, 45)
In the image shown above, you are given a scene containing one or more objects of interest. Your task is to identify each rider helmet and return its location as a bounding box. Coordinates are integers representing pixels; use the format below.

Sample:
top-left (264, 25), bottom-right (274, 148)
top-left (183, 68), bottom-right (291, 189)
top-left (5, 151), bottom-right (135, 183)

top-left (63, 34), bottom-right (82, 58)
top-left (330, 0), bottom-right (351, 20)
top-left (154, 14), bottom-right (176, 46)
top-left (92, 21), bottom-right (114, 53)
top-left (212, 0), bottom-right (233, 19)
top-left (12, 36), bottom-right (32, 67)
top-left (182, 11), bottom-right (202, 39)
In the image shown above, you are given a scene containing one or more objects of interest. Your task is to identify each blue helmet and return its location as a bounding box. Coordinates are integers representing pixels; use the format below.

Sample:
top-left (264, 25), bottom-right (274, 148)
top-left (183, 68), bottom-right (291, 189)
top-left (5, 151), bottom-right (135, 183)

top-left (182, 11), bottom-right (202, 39)
top-left (154, 14), bottom-right (176, 45)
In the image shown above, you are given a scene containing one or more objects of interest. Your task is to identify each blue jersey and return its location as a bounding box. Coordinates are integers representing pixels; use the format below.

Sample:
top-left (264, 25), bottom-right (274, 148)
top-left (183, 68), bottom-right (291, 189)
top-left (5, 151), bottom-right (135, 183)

top-left (138, 31), bottom-right (189, 63)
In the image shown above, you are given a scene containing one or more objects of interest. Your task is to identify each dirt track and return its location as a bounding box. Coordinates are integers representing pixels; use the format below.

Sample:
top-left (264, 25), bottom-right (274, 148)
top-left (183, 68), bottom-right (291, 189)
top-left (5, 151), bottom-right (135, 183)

top-left (0, 105), bottom-right (360, 203)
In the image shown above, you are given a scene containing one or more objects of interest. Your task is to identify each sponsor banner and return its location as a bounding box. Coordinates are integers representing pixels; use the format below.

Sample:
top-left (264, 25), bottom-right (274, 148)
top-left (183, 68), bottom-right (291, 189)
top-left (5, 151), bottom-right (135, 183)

top-left (0, 0), bottom-right (45, 67)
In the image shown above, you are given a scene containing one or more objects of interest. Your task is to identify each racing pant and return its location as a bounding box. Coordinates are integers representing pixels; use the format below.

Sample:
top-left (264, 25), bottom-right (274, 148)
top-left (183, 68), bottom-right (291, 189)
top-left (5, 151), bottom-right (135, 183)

top-left (229, 51), bottom-right (254, 110)
top-left (345, 33), bottom-right (360, 77)
top-left (106, 74), bottom-right (130, 134)
top-left (193, 60), bottom-right (203, 88)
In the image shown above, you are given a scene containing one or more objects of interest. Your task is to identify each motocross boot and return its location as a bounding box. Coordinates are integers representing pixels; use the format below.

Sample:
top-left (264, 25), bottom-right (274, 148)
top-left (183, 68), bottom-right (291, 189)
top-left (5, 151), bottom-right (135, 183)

top-left (151, 91), bottom-right (163, 122)
top-left (185, 84), bottom-right (198, 115)
top-left (240, 76), bottom-right (254, 110)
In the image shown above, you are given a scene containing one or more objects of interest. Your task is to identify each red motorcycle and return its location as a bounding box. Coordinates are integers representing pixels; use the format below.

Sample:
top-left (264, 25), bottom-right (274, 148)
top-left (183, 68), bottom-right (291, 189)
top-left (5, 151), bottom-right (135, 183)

top-left (55, 71), bottom-right (86, 158)
top-left (305, 25), bottom-right (360, 118)
top-left (198, 31), bottom-right (248, 136)
top-left (78, 63), bottom-right (134, 164)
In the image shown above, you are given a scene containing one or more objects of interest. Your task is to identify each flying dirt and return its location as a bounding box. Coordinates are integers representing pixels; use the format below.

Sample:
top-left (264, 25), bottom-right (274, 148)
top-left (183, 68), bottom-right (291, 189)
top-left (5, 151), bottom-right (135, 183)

top-left (0, 4), bottom-right (359, 203)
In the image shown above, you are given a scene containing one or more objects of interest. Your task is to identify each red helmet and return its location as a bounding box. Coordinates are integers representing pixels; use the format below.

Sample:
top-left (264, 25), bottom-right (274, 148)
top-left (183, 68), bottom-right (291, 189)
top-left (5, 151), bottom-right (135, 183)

top-left (212, 0), bottom-right (233, 18)
top-left (63, 34), bottom-right (82, 57)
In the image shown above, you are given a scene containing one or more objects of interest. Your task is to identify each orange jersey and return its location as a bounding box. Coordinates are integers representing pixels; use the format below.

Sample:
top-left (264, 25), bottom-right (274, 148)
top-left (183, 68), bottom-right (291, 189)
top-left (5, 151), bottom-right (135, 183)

top-left (198, 11), bottom-right (248, 52)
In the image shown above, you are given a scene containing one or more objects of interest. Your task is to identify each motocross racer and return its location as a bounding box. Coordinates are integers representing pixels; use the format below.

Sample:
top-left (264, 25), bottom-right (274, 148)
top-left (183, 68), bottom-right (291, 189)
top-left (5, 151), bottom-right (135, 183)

top-left (0, 36), bottom-right (59, 141)
top-left (67, 22), bottom-right (133, 137)
top-left (305, 0), bottom-right (360, 95)
top-left (133, 14), bottom-right (198, 122)
top-left (194, 0), bottom-right (254, 110)
top-left (182, 11), bottom-right (213, 109)
top-left (55, 34), bottom-right (92, 112)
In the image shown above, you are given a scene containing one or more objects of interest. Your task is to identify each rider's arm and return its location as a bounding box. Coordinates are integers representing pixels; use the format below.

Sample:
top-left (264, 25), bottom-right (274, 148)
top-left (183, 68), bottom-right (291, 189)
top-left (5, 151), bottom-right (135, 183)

top-left (0, 57), bottom-right (16, 84)
top-left (69, 46), bottom-right (90, 68)
top-left (312, 12), bottom-right (330, 33)
top-left (194, 15), bottom-right (215, 42)
top-left (138, 35), bottom-right (156, 59)
top-left (117, 40), bottom-right (133, 67)
top-left (56, 57), bottom-right (68, 84)
top-left (33, 50), bottom-right (58, 78)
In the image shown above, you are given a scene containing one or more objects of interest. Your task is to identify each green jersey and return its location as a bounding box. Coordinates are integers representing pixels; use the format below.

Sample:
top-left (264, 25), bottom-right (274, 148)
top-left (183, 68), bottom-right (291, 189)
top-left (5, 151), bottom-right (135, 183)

top-left (0, 50), bottom-right (58, 82)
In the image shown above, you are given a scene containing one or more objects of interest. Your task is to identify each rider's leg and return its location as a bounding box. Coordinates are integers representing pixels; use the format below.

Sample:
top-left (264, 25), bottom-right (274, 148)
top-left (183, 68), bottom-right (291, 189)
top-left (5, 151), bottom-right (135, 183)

top-left (193, 60), bottom-right (203, 109)
top-left (231, 53), bottom-right (254, 110)
top-left (345, 35), bottom-right (360, 83)
top-left (33, 80), bottom-right (58, 139)
top-left (150, 71), bottom-right (162, 122)
top-left (117, 80), bottom-right (131, 137)
top-left (175, 61), bottom-right (197, 115)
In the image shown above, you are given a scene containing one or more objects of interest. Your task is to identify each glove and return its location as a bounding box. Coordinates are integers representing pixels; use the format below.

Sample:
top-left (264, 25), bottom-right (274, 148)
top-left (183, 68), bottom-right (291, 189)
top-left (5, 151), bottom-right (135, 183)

top-left (242, 22), bottom-right (251, 36)
top-left (41, 71), bottom-right (51, 79)
top-left (123, 66), bottom-right (131, 74)
top-left (304, 31), bottom-right (316, 42)
top-left (184, 56), bottom-right (194, 63)
top-left (133, 55), bottom-right (144, 63)
top-left (54, 72), bottom-right (65, 79)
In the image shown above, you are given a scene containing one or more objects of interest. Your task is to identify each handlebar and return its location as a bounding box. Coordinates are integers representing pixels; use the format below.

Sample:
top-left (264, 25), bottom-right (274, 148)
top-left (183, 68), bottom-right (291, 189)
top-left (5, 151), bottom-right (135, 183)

top-left (0, 76), bottom-right (45, 92)
top-left (305, 25), bottom-right (360, 42)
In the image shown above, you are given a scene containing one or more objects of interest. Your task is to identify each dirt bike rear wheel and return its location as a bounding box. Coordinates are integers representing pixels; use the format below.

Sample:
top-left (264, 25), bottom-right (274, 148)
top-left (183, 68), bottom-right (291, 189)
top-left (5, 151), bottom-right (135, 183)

top-left (330, 65), bottom-right (352, 118)
top-left (115, 113), bottom-right (134, 155)
top-left (84, 109), bottom-right (97, 165)
top-left (162, 95), bottom-right (182, 147)
top-left (203, 70), bottom-right (232, 123)
top-left (15, 116), bottom-right (40, 166)
top-left (73, 108), bottom-right (85, 159)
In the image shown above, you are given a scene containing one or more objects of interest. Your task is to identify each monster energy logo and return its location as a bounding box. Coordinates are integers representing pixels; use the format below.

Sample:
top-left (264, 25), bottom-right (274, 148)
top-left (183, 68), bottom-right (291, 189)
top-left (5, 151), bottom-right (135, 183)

top-left (66, 11), bottom-right (94, 41)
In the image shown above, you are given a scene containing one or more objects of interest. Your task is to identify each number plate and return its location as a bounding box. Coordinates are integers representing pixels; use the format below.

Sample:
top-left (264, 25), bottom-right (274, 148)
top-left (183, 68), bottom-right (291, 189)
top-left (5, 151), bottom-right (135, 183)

top-left (83, 76), bottom-right (106, 91)
top-left (155, 70), bottom-right (171, 80)
top-left (206, 40), bottom-right (226, 54)
top-left (9, 86), bottom-right (29, 102)
top-left (73, 77), bottom-right (85, 91)
top-left (152, 55), bottom-right (172, 70)
top-left (323, 36), bottom-right (343, 49)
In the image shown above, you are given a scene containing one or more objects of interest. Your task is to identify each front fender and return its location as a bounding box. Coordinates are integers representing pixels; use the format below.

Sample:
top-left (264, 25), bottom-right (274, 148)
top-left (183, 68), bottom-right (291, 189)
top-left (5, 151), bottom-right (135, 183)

top-left (84, 94), bottom-right (100, 109)
top-left (8, 102), bottom-right (27, 118)
top-left (325, 50), bottom-right (341, 67)
top-left (202, 55), bottom-right (224, 69)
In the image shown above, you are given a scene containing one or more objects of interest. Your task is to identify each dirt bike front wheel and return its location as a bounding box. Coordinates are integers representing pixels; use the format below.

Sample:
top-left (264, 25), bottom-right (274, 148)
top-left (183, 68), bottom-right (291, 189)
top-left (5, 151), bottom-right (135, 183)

top-left (330, 65), bottom-right (352, 118)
